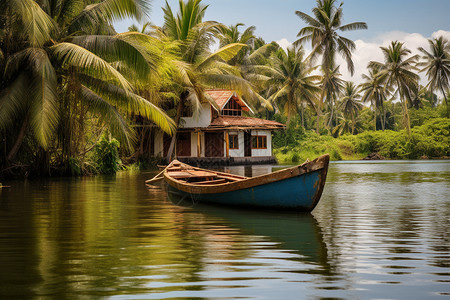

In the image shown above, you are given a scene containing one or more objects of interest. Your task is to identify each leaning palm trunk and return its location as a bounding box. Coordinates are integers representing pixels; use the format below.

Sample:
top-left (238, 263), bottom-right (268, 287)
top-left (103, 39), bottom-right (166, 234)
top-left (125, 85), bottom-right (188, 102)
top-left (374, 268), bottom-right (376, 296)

top-left (7, 115), bottom-right (29, 161)
top-left (373, 100), bottom-right (377, 131)
top-left (351, 114), bottom-right (356, 135)
top-left (441, 86), bottom-right (449, 118)
top-left (316, 89), bottom-right (326, 134)
top-left (398, 79), bottom-right (411, 136)
top-left (166, 99), bottom-right (184, 161)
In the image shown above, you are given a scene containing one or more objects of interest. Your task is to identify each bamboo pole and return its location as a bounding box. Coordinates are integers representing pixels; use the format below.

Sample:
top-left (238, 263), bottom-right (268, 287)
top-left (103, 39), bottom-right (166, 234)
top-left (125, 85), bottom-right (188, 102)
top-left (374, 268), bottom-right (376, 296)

top-left (145, 167), bottom-right (166, 184)
top-left (197, 131), bottom-right (201, 157)
top-left (225, 131), bottom-right (230, 158)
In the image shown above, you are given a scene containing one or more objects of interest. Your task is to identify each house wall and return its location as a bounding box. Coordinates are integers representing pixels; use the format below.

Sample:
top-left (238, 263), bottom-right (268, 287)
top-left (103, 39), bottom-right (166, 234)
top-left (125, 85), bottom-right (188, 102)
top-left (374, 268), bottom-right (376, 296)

top-left (180, 103), bottom-right (212, 128)
top-left (190, 131), bottom-right (205, 157)
top-left (251, 130), bottom-right (272, 157)
top-left (228, 131), bottom-right (245, 157)
top-left (154, 130), bottom-right (273, 159)
top-left (223, 130), bottom-right (272, 158)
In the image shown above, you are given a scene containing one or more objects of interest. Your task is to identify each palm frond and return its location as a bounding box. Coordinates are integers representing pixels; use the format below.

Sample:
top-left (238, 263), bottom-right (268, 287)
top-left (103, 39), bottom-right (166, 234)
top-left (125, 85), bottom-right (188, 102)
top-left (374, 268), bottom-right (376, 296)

top-left (28, 49), bottom-right (59, 149)
top-left (196, 43), bottom-right (247, 70)
top-left (79, 75), bottom-right (175, 135)
top-left (70, 32), bottom-right (165, 79)
top-left (69, 0), bottom-right (150, 34)
top-left (338, 22), bottom-right (367, 32)
top-left (295, 10), bottom-right (322, 28)
top-left (0, 73), bottom-right (29, 130)
top-left (51, 42), bottom-right (133, 92)
top-left (79, 85), bottom-right (136, 149)
top-left (9, 0), bottom-right (55, 47)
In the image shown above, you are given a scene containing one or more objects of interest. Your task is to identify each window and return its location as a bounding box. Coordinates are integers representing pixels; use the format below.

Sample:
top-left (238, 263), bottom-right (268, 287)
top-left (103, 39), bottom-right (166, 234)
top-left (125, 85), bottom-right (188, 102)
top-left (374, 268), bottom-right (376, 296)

top-left (252, 135), bottom-right (267, 149)
top-left (229, 134), bottom-right (239, 149)
top-left (222, 99), bottom-right (242, 116)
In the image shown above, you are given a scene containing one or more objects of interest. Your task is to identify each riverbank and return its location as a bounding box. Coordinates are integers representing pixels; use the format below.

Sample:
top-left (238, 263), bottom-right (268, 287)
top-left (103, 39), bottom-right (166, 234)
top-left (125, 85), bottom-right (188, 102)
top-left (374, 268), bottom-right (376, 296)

top-left (273, 118), bottom-right (449, 163)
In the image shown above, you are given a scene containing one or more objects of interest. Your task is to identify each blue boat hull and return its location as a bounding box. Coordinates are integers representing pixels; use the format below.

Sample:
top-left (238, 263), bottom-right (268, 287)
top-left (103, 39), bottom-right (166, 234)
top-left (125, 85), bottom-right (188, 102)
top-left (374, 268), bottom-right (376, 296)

top-left (168, 168), bottom-right (324, 211)
top-left (162, 154), bottom-right (329, 212)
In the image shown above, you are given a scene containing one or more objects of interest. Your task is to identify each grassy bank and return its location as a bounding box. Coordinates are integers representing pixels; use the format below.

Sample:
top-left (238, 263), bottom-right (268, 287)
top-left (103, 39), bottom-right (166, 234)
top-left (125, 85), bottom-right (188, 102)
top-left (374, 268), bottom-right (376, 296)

top-left (274, 118), bottom-right (450, 163)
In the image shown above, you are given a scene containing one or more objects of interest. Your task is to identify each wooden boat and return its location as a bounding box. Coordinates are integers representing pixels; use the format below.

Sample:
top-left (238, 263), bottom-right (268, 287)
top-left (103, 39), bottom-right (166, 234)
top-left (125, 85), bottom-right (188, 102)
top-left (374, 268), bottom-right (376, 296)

top-left (155, 154), bottom-right (330, 212)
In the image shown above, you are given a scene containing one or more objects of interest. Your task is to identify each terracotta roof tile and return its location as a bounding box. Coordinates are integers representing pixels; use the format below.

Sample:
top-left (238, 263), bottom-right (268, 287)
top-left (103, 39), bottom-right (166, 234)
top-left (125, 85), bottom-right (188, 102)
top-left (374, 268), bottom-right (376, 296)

top-left (205, 89), bottom-right (251, 112)
top-left (209, 116), bottom-right (285, 130)
top-left (205, 89), bottom-right (234, 109)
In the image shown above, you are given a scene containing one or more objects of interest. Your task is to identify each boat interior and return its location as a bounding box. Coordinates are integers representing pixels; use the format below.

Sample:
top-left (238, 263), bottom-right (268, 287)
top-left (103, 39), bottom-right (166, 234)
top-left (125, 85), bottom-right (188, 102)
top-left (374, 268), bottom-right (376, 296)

top-left (167, 162), bottom-right (248, 185)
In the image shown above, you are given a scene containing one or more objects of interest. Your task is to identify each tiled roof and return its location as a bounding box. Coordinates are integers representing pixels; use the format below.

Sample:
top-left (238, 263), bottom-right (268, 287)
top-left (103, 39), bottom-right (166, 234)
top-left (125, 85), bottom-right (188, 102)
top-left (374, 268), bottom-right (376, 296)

top-left (205, 90), bottom-right (234, 109)
top-left (208, 116), bottom-right (285, 130)
top-left (205, 89), bottom-right (250, 112)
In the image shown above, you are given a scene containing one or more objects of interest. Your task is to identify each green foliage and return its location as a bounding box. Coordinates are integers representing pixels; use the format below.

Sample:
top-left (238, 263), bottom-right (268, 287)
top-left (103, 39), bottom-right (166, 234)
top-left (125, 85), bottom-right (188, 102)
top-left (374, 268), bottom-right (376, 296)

top-left (93, 136), bottom-right (122, 174)
top-left (274, 118), bottom-right (449, 162)
top-left (272, 115), bottom-right (306, 148)
top-left (339, 118), bottom-right (449, 158)
top-left (68, 157), bottom-right (82, 176)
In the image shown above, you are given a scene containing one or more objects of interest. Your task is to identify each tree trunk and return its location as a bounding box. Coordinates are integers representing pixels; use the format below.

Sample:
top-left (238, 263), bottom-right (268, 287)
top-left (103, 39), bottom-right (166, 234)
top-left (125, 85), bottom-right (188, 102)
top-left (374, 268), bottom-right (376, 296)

top-left (316, 89), bottom-right (326, 134)
top-left (286, 90), bottom-right (294, 127)
top-left (166, 99), bottom-right (184, 162)
top-left (351, 114), bottom-right (355, 135)
top-left (300, 103), bottom-right (305, 128)
top-left (397, 80), bottom-right (411, 136)
top-left (440, 86), bottom-right (449, 118)
top-left (373, 102), bottom-right (377, 131)
top-left (7, 115), bottom-right (29, 161)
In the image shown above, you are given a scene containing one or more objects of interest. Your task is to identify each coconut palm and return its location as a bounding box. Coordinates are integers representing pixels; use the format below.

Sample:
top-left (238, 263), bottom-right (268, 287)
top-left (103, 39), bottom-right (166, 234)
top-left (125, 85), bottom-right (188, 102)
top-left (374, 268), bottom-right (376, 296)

top-left (360, 66), bottom-right (391, 130)
top-left (338, 81), bottom-right (363, 134)
top-left (417, 36), bottom-right (450, 116)
top-left (294, 0), bottom-right (367, 133)
top-left (322, 66), bottom-right (344, 131)
top-left (160, 0), bottom-right (257, 160)
top-left (369, 41), bottom-right (419, 136)
top-left (263, 46), bottom-right (321, 126)
top-left (218, 23), bottom-right (255, 48)
top-left (0, 0), bottom-right (175, 168)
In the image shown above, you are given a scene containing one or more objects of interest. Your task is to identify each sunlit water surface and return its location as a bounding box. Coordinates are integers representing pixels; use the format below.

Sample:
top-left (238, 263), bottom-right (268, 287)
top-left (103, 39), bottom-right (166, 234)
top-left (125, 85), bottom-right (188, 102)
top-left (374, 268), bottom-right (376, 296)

top-left (0, 160), bottom-right (449, 299)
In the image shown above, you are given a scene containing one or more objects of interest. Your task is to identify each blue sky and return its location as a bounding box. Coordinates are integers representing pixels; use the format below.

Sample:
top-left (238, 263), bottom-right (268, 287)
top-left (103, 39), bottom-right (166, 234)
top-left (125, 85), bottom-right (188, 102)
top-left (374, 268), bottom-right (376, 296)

top-left (115, 0), bottom-right (449, 42)
top-left (114, 0), bottom-right (450, 84)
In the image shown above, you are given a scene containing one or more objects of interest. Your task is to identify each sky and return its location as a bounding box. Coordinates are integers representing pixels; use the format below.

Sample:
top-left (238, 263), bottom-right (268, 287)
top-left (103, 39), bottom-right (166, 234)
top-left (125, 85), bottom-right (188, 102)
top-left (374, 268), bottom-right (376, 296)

top-left (115, 0), bottom-right (450, 85)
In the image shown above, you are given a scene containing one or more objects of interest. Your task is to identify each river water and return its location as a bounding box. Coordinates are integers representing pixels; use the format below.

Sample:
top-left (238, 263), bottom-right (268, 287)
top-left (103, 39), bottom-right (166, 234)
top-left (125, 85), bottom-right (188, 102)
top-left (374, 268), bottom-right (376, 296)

top-left (0, 161), bottom-right (449, 299)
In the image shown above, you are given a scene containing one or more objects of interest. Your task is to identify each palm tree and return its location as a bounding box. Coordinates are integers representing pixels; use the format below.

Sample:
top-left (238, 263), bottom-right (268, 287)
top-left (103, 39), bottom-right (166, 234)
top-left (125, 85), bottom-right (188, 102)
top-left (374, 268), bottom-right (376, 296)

top-left (338, 81), bottom-right (363, 134)
top-left (160, 0), bottom-right (256, 161)
top-left (369, 41), bottom-right (419, 136)
top-left (263, 46), bottom-right (321, 126)
top-left (322, 66), bottom-right (344, 131)
top-left (294, 0), bottom-right (367, 133)
top-left (218, 23), bottom-right (256, 66)
top-left (360, 66), bottom-right (391, 130)
top-left (418, 36), bottom-right (450, 116)
top-left (0, 0), bottom-right (175, 170)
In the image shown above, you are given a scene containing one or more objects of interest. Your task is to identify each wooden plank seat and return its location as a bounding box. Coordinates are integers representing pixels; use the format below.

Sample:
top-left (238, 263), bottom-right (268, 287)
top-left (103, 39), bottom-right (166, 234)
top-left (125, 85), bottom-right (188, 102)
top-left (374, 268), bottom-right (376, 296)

top-left (193, 179), bottom-right (228, 185)
top-left (168, 170), bottom-right (218, 180)
top-left (215, 174), bottom-right (243, 182)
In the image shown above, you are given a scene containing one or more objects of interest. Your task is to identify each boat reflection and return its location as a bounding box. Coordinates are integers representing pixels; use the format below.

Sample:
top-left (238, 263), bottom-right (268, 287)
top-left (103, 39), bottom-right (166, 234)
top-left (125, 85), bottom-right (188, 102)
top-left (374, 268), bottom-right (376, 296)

top-left (168, 193), bottom-right (330, 270)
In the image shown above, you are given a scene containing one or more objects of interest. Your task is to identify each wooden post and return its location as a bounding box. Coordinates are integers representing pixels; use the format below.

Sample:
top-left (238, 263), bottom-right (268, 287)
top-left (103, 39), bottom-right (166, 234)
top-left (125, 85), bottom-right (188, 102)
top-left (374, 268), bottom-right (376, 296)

top-left (225, 131), bottom-right (230, 158)
top-left (197, 131), bottom-right (201, 157)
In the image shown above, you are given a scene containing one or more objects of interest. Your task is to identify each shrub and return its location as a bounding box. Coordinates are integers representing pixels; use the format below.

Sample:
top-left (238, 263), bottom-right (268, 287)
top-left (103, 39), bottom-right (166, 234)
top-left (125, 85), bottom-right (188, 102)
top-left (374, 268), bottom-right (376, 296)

top-left (93, 136), bottom-right (122, 174)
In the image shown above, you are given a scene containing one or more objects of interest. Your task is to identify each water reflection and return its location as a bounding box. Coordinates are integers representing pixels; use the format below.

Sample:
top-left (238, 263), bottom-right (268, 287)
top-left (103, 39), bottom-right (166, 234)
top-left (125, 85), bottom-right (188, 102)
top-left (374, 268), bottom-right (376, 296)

top-left (0, 161), bottom-right (449, 299)
top-left (169, 198), bottom-right (330, 269)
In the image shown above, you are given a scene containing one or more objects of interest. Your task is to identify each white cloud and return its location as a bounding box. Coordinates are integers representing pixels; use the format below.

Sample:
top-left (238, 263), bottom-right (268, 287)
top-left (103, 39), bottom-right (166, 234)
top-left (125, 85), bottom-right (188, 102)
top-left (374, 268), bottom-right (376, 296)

top-left (276, 38), bottom-right (292, 51)
top-left (337, 30), bottom-right (450, 88)
top-left (275, 30), bottom-right (449, 97)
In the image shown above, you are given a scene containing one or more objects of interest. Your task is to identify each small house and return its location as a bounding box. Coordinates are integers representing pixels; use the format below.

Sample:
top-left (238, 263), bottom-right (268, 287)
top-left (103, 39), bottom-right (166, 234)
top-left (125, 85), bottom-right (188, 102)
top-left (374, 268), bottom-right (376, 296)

top-left (154, 89), bottom-right (285, 165)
